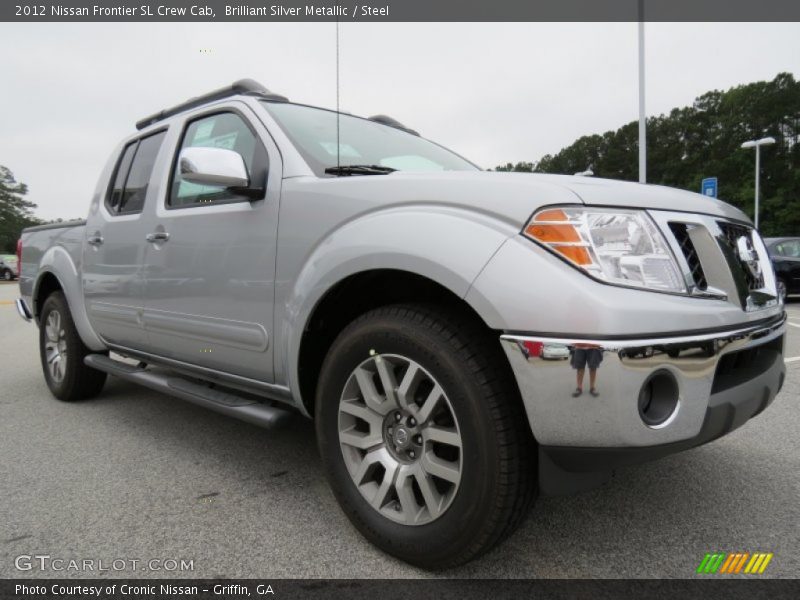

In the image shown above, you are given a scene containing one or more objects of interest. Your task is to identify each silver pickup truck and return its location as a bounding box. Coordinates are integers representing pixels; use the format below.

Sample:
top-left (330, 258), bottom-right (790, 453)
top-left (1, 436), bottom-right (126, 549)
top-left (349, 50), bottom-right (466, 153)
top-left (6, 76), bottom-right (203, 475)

top-left (17, 79), bottom-right (786, 569)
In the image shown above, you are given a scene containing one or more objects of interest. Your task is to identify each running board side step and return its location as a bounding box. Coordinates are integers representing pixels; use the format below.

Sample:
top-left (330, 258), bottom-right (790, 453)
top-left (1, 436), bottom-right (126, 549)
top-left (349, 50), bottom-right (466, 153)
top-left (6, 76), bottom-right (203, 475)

top-left (84, 354), bottom-right (292, 429)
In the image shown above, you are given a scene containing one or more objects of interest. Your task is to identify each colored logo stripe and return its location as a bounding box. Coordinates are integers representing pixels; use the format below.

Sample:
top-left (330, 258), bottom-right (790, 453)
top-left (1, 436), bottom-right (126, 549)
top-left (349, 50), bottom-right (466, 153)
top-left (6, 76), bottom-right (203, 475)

top-left (719, 553), bottom-right (748, 574)
top-left (697, 552), bottom-right (773, 574)
top-left (697, 553), bottom-right (725, 574)
top-left (745, 553), bottom-right (773, 574)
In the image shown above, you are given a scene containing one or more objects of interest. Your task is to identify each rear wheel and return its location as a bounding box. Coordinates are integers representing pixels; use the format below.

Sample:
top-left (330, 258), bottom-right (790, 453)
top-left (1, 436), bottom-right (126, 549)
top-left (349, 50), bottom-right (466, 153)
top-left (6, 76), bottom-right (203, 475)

top-left (39, 292), bottom-right (107, 401)
top-left (2, 269), bottom-right (12, 281)
top-left (316, 304), bottom-right (536, 569)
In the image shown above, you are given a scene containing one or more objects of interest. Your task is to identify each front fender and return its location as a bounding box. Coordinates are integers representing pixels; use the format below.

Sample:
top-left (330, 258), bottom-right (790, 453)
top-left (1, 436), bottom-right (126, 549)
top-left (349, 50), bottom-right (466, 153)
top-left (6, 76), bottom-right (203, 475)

top-left (34, 246), bottom-right (105, 351)
top-left (278, 205), bottom-right (515, 411)
top-left (466, 235), bottom-right (785, 335)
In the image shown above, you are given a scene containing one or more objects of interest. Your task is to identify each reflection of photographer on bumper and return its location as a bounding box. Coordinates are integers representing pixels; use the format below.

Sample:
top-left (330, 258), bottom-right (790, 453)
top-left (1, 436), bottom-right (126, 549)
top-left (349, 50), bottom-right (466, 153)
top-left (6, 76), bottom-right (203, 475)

top-left (570, 343), bottom-right (603, 397)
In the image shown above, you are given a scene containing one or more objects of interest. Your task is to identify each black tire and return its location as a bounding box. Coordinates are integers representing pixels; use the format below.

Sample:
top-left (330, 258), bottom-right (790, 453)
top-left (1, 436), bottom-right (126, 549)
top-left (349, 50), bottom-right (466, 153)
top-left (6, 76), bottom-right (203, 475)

top-left (777, 279), bottom-right (787, 302)
top-left (2, 269), bottom-right (12, 281)
top-left (315, 304), bottom-right (537, 569)
top-left (39, 291), bottom-right (107, 401)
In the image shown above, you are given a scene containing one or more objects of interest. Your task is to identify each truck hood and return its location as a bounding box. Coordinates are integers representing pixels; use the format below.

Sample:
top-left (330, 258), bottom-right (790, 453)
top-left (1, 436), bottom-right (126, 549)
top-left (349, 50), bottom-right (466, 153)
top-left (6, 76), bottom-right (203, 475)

top-left (529, 173), bottom-right (750, 222)
top-left (287, 171), bottom-right (750, 230)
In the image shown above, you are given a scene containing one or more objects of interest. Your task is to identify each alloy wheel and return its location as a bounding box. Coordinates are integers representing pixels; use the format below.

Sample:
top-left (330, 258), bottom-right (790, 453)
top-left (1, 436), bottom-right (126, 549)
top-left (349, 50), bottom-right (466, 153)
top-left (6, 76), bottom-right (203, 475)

top-left (337, 354), bottom-right (463, 525)
top-left (44, 310), bottom-right (68, 382)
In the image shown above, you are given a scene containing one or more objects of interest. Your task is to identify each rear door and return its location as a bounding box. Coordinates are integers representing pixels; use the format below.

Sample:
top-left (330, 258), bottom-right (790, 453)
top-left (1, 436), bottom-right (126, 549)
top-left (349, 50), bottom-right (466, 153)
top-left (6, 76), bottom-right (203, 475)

top-left (139, 104), bottom-right (281, 383)
top-left (83, 130), bottom-right (167, 348)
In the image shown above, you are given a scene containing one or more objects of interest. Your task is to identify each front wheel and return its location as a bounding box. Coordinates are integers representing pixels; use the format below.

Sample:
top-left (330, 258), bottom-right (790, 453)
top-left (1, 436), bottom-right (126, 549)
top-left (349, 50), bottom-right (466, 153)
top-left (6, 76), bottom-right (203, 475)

top-left (2, 269), bottom-right (12, 281)
top-left (39, 292), bottom-right (107, 401)
top-left (316, 304), bottom-right (536, 569)
top-left (777, 279), bottom-right (787, 302)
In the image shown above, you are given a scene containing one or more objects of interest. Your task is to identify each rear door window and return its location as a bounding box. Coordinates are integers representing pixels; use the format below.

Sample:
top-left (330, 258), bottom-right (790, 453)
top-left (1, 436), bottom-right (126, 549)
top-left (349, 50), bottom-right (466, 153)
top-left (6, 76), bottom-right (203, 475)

top-left (106, 143), bottom-right (137, 213)
top-left (106, 130), bottom-right (166, 215)
top-left (118, 132), bottom-right (166, 214)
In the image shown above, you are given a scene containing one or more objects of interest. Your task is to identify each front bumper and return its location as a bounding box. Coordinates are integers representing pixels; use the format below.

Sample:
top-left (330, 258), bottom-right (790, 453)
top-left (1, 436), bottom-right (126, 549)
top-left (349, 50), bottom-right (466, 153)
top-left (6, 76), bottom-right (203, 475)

top-left (501, 312), bottom-right (786, 477)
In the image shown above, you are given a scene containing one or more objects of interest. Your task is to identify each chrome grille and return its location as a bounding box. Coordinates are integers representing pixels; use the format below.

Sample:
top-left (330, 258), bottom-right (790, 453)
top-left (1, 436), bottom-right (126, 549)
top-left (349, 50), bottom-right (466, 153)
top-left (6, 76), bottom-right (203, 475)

top-left (668, 223), bottom-right (707, 290)
top-left (717, 222), bottom-right (765, 290)
top-left (650, 210), bottom-right (777, 312)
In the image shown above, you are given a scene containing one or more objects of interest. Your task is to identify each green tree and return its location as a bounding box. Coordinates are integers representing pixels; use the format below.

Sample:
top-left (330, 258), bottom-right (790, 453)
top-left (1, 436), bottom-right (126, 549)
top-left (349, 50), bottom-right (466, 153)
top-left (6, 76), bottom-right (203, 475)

top-left (494, 161), bottom-right (535, 172)
top-left (0, 166), bottom-right (42, 253)
top-left (497, 73), bottom-right (800, 235)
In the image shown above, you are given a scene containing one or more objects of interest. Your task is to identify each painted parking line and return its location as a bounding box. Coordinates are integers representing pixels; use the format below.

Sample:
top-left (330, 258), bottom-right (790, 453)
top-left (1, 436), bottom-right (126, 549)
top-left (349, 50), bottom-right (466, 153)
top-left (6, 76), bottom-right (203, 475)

top-left (0, 300), bottom-right (15, 306)
top-left (787, 321), bottom-right (800, 329)
top-left (786, 357), bottom-right (800, 364)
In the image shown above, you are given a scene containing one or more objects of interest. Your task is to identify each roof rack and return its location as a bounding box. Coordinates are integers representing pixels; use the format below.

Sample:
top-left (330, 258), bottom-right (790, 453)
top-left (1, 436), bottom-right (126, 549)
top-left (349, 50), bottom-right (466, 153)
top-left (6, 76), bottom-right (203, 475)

top-left (368, 114), bottom-right (420, 136)
top-left (135, 79), bottom-right (288, 130)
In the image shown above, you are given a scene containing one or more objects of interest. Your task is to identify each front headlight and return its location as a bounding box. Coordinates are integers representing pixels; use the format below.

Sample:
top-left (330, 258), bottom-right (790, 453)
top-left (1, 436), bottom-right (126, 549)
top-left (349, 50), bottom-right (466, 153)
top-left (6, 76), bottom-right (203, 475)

top-left (522, 206), bottom-right (686, 293)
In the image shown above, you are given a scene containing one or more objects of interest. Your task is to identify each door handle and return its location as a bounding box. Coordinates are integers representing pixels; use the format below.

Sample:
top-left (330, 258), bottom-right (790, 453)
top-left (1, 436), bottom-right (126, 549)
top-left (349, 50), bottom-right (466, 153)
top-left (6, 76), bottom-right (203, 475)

top-left (86, 234), bottom-right (104, 246)
top-left (146, 232), bottom-right (170, 243)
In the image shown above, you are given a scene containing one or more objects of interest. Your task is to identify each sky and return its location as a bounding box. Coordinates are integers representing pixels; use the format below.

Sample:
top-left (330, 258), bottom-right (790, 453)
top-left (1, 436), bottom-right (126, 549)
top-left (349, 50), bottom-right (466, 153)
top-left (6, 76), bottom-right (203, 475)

top-left (1, 21), bottom-right (799, 220)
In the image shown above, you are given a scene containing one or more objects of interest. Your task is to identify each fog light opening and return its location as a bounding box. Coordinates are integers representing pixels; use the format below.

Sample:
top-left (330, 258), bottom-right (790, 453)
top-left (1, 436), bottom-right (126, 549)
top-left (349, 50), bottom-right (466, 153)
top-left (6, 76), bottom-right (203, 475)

top-left (638, 370), bottom-right (680, 428)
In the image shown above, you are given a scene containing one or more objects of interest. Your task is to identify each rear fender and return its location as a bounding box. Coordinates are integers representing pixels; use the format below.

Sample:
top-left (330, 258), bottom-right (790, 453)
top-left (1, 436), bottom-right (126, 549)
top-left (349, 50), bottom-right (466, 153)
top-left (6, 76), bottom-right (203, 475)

top-left (34, 246), bottom-right (105, 351)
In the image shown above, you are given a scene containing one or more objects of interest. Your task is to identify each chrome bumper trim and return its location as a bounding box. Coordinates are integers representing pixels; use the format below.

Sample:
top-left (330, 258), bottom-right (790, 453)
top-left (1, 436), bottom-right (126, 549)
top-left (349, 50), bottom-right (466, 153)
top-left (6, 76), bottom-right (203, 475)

top-left (500, 313), bottom-right (786, 448)
top-left (501, 313), bottom-right (785, 350)
top-left (15, 298), bottom-right (32, 322)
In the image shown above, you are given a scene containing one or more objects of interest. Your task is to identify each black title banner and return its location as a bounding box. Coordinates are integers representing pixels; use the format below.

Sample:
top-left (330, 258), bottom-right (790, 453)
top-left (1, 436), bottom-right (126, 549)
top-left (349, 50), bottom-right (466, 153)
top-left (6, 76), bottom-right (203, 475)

top-left (3, 0), bottom-right (800, 22)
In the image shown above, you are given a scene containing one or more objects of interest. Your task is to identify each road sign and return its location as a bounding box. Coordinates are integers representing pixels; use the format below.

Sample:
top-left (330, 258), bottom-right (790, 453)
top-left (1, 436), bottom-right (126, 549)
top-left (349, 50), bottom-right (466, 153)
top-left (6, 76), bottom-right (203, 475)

top-left (701, 177), bottom-right (718, 198)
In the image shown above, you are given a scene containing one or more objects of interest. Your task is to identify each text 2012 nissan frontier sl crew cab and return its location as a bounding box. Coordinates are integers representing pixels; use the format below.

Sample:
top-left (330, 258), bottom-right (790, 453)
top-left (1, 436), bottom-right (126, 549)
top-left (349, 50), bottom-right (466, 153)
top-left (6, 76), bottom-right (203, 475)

top-left (16, 80), bottom-right (787, 568)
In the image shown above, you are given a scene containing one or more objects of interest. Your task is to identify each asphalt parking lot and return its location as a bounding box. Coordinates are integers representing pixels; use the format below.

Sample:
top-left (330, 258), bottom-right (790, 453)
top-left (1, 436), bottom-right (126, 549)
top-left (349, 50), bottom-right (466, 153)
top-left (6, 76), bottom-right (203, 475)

top-left (1, 280), bottom-right (798, 579)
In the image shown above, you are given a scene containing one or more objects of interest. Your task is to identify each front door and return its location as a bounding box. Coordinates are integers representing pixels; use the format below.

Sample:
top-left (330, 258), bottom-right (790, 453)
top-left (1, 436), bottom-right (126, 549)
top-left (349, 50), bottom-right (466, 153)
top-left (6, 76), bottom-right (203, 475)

top-left (140, 106), bottom-right (280, 383)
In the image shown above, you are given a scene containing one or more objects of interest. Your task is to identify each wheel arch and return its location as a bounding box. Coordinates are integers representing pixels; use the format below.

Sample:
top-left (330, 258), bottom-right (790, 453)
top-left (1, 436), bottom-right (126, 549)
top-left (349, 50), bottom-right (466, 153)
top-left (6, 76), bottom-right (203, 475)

top-left (33, 271), bottom-right (63, 320)
top-left (32, 257), bottom-right (105, 352)
top-left (294, 268), bottom-right (510, 417)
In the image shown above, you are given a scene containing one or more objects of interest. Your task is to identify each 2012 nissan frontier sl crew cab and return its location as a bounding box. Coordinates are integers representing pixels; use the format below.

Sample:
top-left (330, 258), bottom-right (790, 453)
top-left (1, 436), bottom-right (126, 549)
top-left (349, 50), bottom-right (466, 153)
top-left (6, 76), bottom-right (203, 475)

top-left (16, 79), bottom-right (787, 569)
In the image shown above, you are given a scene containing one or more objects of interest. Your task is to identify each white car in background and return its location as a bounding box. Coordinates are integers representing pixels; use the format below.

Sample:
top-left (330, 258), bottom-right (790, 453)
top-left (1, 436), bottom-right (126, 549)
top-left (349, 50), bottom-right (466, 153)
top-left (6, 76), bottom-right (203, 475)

top-left (1, 255), bottom-right (18, 281)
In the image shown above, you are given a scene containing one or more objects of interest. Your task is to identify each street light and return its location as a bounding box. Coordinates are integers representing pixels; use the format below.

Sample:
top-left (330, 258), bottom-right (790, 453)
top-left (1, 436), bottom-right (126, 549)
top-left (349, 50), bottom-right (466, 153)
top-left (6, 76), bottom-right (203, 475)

top-left (638, 12), bottom-right (646, 183)
top-left (741, 136), bottom-right (776, 230)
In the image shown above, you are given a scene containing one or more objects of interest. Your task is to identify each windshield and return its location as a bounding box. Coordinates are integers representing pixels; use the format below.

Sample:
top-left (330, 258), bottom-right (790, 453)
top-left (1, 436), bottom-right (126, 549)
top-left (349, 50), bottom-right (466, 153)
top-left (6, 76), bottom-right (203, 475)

top-left (261, 101), bottom-right (478, 176)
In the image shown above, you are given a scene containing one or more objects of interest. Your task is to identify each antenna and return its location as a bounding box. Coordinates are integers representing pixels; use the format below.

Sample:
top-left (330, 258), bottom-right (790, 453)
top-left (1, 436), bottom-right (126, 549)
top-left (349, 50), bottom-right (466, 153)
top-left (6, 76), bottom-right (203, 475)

top-left (335, 18), bottom-right (341, 170)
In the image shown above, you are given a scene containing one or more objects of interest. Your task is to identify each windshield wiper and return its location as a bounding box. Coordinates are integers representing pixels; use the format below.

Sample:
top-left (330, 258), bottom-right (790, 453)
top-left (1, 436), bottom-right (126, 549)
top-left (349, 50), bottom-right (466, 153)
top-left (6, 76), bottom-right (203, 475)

top-left (324, 164), bottom-right (397, 176)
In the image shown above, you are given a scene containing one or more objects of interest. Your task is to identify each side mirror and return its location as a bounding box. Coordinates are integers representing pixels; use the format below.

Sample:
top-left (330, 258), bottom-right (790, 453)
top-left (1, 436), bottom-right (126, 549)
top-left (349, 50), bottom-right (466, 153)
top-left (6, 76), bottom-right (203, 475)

top-left (179, 146), bottom-right (250, 188)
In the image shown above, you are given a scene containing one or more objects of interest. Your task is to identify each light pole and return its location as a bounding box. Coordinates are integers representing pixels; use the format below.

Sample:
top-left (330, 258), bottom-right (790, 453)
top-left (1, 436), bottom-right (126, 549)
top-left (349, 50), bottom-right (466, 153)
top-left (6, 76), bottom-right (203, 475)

top-left (741, 136), bottom-right (776, 229)
top-left (638, 0), bottom-right (646, 184)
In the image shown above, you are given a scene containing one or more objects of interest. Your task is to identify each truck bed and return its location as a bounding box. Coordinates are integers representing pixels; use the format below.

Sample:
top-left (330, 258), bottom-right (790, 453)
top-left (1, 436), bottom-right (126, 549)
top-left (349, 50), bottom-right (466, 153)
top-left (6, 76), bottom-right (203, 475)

top-left (18, 220), bottom-right (86, 301)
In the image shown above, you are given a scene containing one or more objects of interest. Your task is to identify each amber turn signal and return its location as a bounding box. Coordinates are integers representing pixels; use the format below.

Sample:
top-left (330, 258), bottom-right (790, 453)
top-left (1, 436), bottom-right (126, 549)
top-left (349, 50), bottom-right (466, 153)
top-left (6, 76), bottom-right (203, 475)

top-left (523, 210), bottom-right (593, 266)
